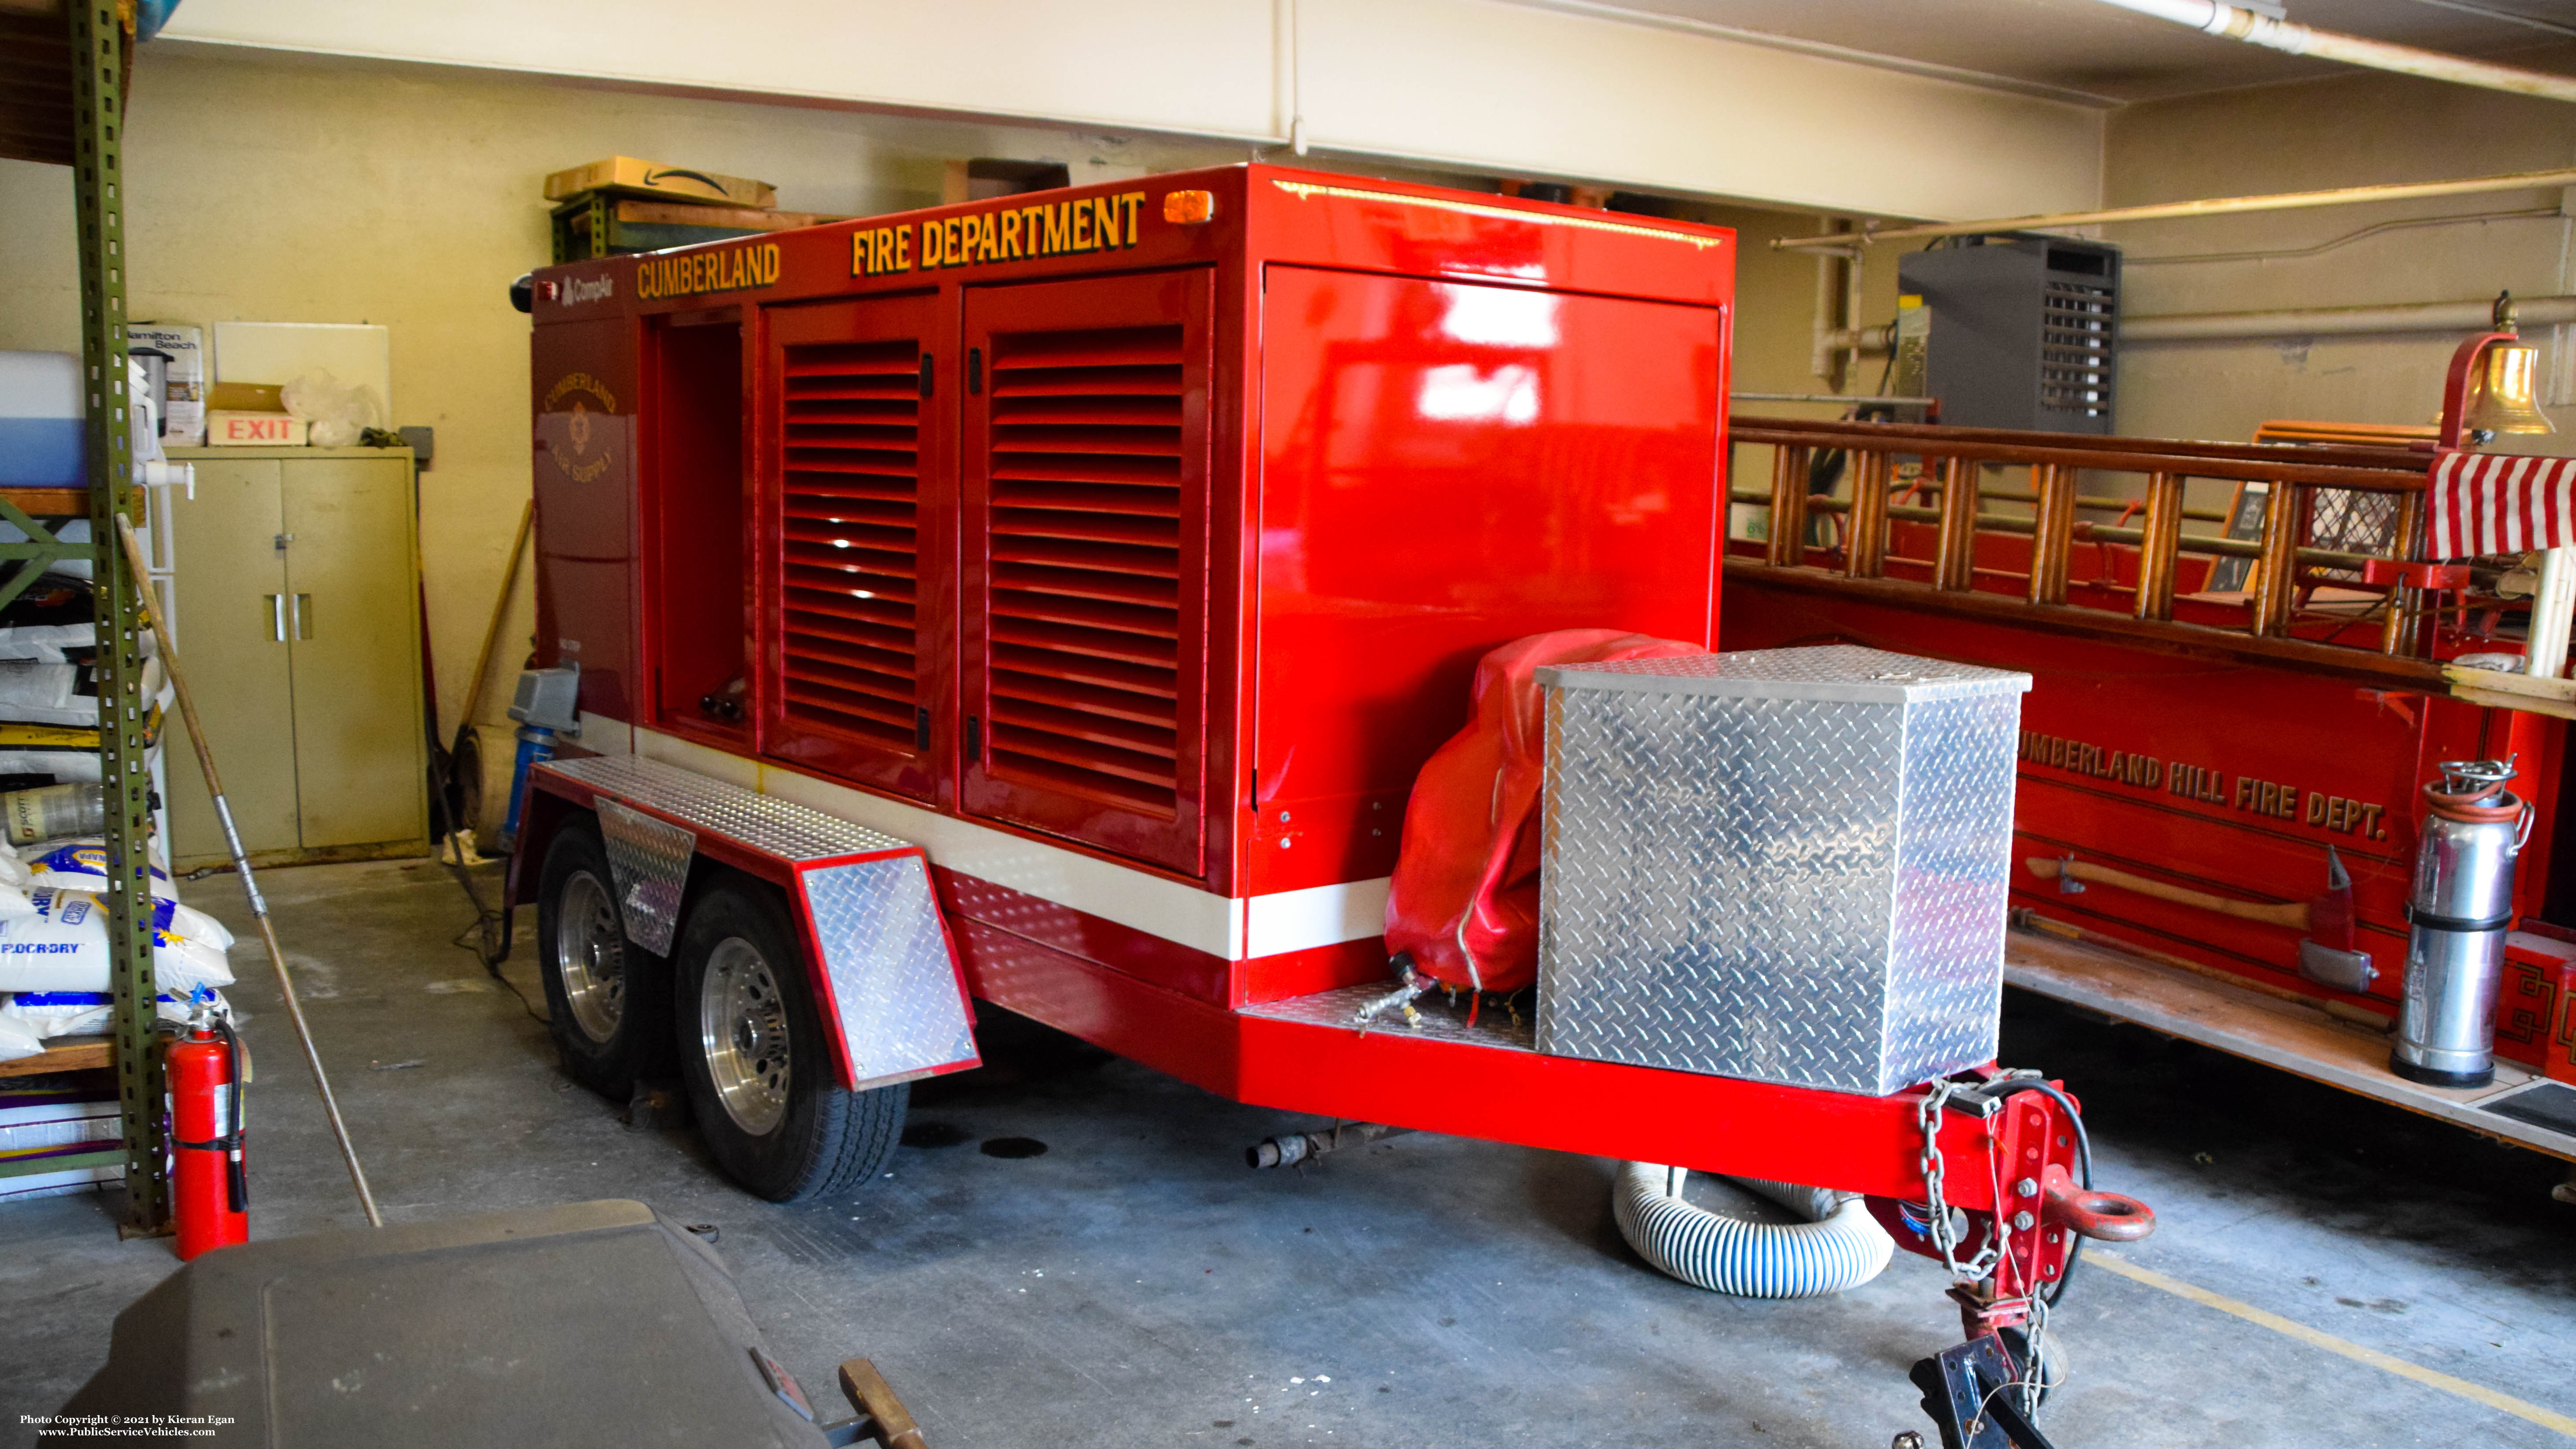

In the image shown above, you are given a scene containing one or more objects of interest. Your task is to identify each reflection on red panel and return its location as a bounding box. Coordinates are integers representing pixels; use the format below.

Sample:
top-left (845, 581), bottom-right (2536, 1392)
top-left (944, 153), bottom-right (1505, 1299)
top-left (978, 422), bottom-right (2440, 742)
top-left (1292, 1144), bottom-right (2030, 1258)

top-left (1251, 267), bottom-right (1725, 895)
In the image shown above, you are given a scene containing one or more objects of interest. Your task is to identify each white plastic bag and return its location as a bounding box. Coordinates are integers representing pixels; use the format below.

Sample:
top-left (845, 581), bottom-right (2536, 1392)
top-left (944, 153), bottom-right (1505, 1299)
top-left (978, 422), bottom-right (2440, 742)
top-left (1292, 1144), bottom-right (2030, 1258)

top-left (281, 372), bottom-right (382, 449)
top-left (0, 888), bottom-right (233, 993)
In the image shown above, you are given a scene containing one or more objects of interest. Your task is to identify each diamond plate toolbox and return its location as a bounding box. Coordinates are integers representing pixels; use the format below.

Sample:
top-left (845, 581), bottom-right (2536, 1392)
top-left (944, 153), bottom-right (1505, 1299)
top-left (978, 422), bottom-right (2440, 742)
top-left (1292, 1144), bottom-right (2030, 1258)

top-left (1532, 645), bottom-right (2030, 1096)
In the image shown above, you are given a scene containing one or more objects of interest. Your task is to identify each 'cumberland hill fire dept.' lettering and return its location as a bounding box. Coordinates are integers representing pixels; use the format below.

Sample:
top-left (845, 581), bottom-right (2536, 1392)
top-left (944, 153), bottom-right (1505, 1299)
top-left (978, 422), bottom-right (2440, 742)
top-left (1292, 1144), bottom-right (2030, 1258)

top-left (2020, 729), bottom-right (2387, 840)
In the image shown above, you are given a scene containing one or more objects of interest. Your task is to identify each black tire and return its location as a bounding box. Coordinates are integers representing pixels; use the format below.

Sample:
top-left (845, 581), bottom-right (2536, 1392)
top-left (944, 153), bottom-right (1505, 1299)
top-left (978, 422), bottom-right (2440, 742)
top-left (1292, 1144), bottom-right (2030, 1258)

top-left (536, 817), bottom-right (671, 1098)
top-left (674, 876), bottom-right (906, 1203)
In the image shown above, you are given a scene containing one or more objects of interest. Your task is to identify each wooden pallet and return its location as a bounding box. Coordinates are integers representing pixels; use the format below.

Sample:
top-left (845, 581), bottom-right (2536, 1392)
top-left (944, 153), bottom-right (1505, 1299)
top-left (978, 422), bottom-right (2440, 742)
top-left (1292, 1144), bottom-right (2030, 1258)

top-left (0, 1034), bottom-right (112, 1079)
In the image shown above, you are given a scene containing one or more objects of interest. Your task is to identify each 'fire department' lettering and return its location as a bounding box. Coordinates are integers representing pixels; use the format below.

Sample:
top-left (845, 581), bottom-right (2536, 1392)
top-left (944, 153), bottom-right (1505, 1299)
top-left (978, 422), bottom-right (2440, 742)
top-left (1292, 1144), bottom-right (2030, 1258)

top-left (635, 242), bottom-right (781, 300)
top-left (849, 192), bottom-right (1150, 278)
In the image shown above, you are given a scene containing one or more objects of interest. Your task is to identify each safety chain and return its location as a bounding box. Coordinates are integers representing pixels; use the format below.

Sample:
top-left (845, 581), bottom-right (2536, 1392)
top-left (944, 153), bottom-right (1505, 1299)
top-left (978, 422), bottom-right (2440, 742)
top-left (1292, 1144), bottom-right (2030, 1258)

top-left (1917, 1080), bottom-right (2003, 1283)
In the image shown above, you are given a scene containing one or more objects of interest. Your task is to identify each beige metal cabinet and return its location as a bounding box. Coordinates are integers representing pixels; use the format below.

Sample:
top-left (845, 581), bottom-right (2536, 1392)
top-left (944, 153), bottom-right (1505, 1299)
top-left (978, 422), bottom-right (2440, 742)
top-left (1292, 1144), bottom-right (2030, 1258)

top-left (162, 447), bottom-right (429, 867)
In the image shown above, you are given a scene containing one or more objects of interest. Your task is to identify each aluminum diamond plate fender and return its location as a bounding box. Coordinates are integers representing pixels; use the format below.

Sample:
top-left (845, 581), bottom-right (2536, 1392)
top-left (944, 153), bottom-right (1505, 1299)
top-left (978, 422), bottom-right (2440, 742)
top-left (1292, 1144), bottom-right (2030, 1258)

top-left (793, 853), bottom-right (979, 1090)
top-left (529, 753), bottom-right (981, 1091)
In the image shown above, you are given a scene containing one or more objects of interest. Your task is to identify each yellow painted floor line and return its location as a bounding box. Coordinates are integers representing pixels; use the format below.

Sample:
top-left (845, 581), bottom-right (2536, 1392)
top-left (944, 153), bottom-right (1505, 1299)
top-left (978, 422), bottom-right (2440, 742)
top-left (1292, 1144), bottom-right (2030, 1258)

top-left (2088, 1253), bottom-right (2576, 1438)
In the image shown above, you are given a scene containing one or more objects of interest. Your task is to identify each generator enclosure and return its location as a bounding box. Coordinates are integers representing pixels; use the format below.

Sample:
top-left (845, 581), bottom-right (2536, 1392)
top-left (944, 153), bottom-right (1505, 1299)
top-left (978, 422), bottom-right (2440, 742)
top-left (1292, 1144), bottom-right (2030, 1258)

top-left (526, 164), bottom-right (1733, 1011)
top-left (1534, 645), bottom-right (2029, 1095)
top-left (1897, 234), bottom-right (2119, 434)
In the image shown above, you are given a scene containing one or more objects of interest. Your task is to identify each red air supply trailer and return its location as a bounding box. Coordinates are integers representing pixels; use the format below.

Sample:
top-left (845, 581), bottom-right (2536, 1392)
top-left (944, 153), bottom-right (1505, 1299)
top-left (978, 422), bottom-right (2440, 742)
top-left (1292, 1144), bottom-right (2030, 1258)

top-left (513, 164), bottom-right (2148, 1437)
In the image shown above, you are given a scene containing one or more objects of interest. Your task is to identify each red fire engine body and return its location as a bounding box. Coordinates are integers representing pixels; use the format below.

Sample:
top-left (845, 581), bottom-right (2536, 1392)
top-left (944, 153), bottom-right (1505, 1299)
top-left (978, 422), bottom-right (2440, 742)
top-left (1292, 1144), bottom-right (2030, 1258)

top-left (1725, 466), bottom-right (2576, 1161)
top-left (511, 168), bottom-right (2147, 1401)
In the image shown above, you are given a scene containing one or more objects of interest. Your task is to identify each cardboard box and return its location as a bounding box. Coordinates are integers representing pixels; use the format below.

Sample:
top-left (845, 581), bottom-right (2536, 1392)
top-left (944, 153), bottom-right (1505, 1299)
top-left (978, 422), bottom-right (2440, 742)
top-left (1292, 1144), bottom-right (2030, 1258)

top-left (544, 156), bottom-right (777, 209)
top-left (206, 411), bottom-right (307, 447)
top-left (125, 322), bottom-right (203, 447)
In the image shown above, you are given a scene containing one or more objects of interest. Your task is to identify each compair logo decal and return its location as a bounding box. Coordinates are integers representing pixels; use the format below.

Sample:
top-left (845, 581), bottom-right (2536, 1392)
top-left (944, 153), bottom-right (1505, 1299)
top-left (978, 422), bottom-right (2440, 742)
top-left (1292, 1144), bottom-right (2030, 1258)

top-left (544, 373), bottom-right (619, 485)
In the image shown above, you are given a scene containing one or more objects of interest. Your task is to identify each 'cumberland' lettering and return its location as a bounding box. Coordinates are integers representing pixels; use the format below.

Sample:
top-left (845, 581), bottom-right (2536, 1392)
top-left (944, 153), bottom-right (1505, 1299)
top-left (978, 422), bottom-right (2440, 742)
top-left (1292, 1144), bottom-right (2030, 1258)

top-left (854, 191), bottom-right (1148, 277)
top-left (636, 242), bottom-right (781, 300)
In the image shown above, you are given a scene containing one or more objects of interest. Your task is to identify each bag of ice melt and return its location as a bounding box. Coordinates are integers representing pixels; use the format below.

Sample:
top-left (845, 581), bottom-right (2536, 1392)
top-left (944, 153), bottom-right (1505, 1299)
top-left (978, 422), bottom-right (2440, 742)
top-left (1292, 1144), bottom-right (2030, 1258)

top-left (26, 841), bottom-right (180, 903)
top-left (1, 987), bottom-right (218, 1038)
top-left (0, 888), bottom-right (233, 993)
top-left (0, 1010), bottom-right (39, 1062)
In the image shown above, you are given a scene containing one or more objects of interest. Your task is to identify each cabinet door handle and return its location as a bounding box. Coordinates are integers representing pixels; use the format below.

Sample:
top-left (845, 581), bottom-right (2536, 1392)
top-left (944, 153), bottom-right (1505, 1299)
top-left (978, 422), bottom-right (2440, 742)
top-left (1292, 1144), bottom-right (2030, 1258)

top-left (291, 593), bottom-right (312, 640)
top-left (266, 594), bottom-right (286, 642)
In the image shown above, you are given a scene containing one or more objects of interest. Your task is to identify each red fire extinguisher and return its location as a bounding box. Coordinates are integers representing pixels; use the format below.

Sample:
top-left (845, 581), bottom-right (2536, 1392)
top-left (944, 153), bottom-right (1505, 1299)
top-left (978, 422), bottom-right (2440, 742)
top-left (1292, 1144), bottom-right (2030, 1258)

top-left (170, 1009), bottom-right (247, 1260)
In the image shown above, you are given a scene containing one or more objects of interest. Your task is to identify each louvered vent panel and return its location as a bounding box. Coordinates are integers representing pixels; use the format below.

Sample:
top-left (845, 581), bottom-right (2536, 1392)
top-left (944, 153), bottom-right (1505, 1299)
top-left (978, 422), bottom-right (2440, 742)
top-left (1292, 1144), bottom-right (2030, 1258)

top-left (2040, 278), bottom-right (2116, 418)
top-left (779, 338), bottom-right (920, 748)
top-left (984, 324), bottom-right (1185, 816)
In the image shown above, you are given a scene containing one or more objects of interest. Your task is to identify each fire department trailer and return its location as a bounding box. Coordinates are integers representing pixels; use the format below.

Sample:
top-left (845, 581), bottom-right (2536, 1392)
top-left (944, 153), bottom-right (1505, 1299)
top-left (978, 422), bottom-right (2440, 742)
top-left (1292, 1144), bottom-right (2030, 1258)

top-left (510, 164), bottom-right (2148, 1434)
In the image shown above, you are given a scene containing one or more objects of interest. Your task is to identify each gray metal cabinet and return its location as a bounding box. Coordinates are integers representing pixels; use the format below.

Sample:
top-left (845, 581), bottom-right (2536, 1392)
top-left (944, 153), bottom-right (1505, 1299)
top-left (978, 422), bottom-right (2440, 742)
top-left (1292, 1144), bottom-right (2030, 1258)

top-left (163, 447), bottom-right (428, 866)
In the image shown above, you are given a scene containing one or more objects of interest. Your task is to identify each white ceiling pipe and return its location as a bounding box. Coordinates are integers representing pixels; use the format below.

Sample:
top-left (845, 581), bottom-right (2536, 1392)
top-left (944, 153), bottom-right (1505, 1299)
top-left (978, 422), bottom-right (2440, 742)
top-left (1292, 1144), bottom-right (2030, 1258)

top-left (2091, 0), bottom-right (2576, 102)
top-left (2125, 294), bottom-right (2576, 341)
top-left (1819, 296), bottom-right (2576, 352)
top-left (1772, 166), bottom-right (2576, 250)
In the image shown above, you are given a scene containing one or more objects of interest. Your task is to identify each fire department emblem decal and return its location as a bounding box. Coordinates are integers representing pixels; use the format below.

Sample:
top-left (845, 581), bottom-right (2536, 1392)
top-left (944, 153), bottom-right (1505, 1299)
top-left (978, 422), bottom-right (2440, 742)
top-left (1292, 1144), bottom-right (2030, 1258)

top-left (543, 372), bottom-right (618, 484)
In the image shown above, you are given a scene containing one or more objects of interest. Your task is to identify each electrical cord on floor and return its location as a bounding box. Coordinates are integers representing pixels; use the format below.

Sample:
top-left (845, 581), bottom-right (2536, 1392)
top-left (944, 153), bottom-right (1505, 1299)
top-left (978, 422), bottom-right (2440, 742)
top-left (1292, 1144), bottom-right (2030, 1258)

top-left (425, 741), bottom-right (544, 1025)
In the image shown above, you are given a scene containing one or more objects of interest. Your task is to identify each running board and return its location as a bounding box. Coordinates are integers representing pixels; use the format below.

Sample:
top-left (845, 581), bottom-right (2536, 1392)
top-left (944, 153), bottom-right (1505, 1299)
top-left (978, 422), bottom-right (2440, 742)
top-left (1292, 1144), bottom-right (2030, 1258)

top-left (2005, 928), bottom-right (2576, 1163)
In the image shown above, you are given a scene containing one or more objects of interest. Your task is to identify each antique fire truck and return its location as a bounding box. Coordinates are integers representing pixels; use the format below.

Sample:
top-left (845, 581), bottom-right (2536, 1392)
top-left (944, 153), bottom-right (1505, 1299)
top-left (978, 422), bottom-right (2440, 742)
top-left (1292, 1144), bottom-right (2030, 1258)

top-left (512, 164), bottom-right (2148, 1442)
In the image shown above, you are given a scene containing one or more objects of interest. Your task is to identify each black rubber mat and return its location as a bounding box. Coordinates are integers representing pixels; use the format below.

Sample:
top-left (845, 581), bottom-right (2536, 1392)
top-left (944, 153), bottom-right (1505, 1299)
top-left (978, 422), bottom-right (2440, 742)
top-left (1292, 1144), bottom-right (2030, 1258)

top-left (2480, 1080), bottom-right (2576, 1135)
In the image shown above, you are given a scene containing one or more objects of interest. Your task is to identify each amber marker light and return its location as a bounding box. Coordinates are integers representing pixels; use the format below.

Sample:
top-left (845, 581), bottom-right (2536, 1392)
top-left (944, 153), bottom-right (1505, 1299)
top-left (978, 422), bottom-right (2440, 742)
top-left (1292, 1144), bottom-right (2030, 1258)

top-left (1164, 189), bottom-right (1216, 224)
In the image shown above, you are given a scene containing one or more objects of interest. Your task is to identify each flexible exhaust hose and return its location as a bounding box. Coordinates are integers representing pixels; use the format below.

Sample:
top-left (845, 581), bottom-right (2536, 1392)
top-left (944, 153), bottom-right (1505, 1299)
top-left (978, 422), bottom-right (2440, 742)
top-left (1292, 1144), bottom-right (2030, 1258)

top-left (1614, 1162), bottom-right (1894, 1298)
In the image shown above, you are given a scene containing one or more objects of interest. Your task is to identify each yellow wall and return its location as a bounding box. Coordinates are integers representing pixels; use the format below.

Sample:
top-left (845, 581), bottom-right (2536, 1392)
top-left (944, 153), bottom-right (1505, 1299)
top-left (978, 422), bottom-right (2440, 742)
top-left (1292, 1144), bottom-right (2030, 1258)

top-left (0, 48), bottom-right (1855, 743)
top-left (0, 48), bottom-right (1273, 739)
top-left (2102, 48), bottom-right (2576, 449)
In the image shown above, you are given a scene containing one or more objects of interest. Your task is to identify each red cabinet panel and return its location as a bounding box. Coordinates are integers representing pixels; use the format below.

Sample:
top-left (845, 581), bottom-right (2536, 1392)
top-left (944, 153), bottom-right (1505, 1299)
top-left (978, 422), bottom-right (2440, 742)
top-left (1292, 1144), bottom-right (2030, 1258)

top-left (1249, 266), bottom-right (1727, 893)
top-left (760, 295), bottom-right (949, 802)
top-left (960, 269), bottom-right (1216, 873)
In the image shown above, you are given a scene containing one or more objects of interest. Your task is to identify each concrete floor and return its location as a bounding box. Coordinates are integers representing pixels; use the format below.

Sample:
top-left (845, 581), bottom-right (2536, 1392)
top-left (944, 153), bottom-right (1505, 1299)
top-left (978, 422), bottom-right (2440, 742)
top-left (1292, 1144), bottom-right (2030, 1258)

top-left (5, 857), bottom-right (2576, 1447)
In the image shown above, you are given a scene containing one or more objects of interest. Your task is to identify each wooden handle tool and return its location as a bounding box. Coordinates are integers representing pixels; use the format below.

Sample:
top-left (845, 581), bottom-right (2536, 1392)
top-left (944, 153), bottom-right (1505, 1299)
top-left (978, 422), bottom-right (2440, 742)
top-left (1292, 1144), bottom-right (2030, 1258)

top-left (2025, 856), bottom-right (2310, 931)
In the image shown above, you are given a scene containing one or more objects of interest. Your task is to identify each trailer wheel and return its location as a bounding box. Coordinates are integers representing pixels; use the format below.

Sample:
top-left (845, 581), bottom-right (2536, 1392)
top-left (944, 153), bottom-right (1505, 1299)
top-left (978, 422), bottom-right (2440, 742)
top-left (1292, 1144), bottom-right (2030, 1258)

top-left (675, 877), bottom-right (906, 1203)
top-left (536, 817), bottom-right (670, 1098)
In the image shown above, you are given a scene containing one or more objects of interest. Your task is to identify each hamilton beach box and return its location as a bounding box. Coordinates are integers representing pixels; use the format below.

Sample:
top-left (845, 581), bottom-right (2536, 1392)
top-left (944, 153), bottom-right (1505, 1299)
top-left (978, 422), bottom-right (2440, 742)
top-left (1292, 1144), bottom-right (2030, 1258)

top-left (1533, 645), bottom-right (2031, 1096)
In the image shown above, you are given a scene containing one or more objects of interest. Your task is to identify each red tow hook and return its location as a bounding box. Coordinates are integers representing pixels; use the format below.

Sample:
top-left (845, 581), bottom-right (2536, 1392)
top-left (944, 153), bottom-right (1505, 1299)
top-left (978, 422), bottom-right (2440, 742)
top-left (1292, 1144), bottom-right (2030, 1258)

top-left (2040, 1161), bottom-right (2155, 1242)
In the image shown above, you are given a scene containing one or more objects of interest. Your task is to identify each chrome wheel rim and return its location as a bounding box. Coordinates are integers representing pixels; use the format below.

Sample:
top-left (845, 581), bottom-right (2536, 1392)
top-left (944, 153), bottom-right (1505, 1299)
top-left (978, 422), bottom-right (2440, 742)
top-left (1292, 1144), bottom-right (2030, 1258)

top-left (700, 937), bottom-right (791, 1136)
top-left (554, 869), bottom-right (625, 1044)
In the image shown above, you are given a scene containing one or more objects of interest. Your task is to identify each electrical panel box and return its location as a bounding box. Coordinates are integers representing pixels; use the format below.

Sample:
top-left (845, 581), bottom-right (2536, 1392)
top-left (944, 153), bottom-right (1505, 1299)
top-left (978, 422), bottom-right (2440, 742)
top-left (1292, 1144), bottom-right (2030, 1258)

top-left (1896, 234), bottom-right (2119, 434)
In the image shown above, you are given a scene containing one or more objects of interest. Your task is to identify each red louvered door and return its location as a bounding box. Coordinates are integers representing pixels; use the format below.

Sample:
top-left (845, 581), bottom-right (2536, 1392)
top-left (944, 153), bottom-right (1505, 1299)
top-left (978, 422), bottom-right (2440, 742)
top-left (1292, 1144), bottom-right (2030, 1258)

top-left (960, 270), bottom-right (1213, 874)
top-left (762, 295), bottom-right (946, 802)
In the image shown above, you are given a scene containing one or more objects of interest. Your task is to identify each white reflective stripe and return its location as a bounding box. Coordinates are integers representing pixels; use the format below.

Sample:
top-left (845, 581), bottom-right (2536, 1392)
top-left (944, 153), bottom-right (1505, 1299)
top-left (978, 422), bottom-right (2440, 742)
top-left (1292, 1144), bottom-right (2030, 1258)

top-left (623, 728), bottom-right (1391, 962)
top-left (575, 711), bottom-right (635, 755)
top-left (1246, 876), bottom-right (1392, 958)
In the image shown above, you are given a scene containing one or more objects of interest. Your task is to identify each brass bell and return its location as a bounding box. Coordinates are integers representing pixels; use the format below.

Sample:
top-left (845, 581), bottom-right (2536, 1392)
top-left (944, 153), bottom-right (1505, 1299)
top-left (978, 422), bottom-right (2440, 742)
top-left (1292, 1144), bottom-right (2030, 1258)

top-left (2463, 338), bottom-right (2555, 437)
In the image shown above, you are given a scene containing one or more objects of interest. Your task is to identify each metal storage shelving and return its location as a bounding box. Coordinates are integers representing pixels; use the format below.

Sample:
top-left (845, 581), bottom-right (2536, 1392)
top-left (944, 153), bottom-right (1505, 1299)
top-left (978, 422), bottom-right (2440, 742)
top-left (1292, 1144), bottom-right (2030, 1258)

top-left (0, 0), bottom-right (174, 1236)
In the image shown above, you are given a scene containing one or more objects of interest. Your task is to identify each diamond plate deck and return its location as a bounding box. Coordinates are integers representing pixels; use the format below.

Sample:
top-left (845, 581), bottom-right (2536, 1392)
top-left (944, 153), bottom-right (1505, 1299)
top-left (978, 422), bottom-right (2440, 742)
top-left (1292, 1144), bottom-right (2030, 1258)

top-left (1241, 983), bottom-right (1537, 1053)
top-left (542, 754), bottom-right (912, 862)
top-left (595, 798), bottom-right (695, 955)
top-left (801, 856), bottom-right (977, 1087)
top-left (1536, 646), bottom-right (2027, 1096)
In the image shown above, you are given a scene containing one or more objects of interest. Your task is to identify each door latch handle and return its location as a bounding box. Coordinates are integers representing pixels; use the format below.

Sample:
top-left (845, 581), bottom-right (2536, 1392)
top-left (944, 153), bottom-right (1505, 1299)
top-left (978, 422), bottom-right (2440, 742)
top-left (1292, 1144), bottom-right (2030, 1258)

top-left (291, 594), bottom-right (311, 640)
top-left (266, 594), bottom-right (285, 642)
top-left (273, 532), bottom-right (294, 552)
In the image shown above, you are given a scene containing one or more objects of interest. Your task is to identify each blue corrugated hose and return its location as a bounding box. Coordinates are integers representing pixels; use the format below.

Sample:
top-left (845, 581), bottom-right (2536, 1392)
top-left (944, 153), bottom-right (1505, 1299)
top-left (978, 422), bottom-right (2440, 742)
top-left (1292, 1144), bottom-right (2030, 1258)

top-left (1614, 1162), bottom-right (1894, 1298)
